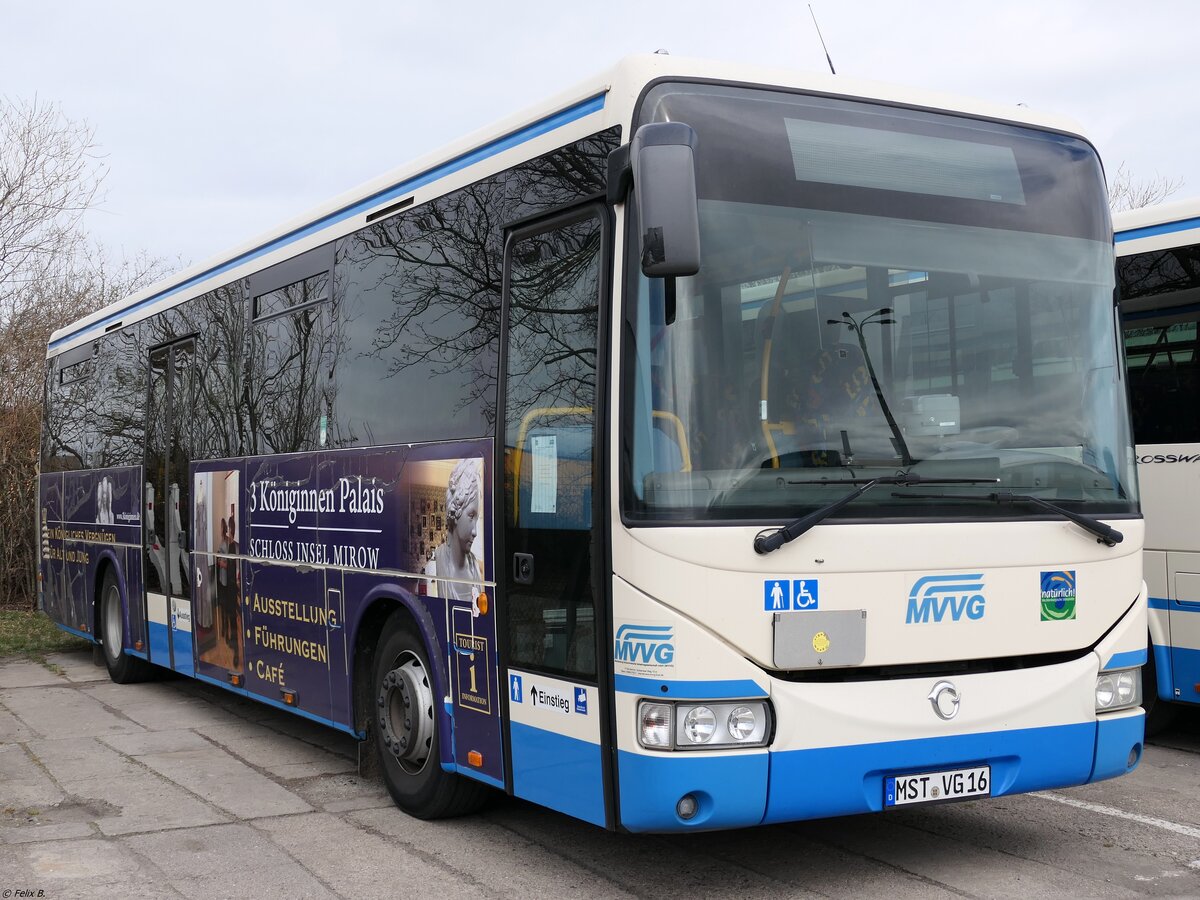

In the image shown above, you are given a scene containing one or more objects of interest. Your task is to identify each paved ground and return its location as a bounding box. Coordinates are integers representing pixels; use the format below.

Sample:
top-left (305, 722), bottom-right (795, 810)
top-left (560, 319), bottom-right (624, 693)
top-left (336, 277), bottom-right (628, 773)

top-left (1, 650), bottom-right (1198, 899)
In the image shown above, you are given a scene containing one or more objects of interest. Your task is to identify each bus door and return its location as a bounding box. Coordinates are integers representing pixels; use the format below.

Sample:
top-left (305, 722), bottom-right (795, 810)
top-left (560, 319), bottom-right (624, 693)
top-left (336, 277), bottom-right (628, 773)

top-left (499, 203), bottom-right (612, 827)
top-left (1172, 568), bottom-right (1200, 703)
top-left (144, 338), bottom-right (196, 675)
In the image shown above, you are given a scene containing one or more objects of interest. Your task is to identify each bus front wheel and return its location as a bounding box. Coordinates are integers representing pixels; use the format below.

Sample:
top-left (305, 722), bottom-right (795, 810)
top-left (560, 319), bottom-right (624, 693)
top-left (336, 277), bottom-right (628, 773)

top-left (372, 613), bottom-right (488, 819)
top-left (99, 569), bottom-right (152, 684)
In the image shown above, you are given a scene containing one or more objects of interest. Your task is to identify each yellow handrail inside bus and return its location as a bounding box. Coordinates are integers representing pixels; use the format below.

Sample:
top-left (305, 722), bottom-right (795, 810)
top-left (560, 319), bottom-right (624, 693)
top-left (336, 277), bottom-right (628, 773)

top-left (510, 406), bottom-right (692, 526)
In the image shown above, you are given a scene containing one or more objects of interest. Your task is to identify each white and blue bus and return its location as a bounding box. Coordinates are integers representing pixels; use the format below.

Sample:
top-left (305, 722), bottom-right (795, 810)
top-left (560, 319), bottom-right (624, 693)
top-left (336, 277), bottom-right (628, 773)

top-left (39, 55), bottom-right (1145, 832)
top-left (1117, 198), bottom-right (1200, 733)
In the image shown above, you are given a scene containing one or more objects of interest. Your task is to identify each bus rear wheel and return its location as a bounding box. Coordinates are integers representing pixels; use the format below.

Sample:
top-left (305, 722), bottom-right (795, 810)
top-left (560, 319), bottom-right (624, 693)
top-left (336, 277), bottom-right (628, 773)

top-left (99, 569), bottom-right (152, 684)
top-left (372, 614), bottom-right (489, 819)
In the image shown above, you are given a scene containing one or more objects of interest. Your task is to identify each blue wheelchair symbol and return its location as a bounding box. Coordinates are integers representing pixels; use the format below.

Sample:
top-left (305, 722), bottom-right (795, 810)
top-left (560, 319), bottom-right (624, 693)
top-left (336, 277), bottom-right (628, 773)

top-left (793, 579), bottom-right (819, 610)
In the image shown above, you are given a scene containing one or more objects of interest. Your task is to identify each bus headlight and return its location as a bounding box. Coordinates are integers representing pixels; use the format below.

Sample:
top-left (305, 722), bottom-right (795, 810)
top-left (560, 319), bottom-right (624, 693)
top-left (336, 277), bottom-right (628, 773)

top-left (682, 706), bottom-right (716, 744)
top-left (1096, 668), bottom-right (1141, 713)
top-left (637, 699), bottom-right (772, 750)
top-left (639, 702), bottom-right (672, 747)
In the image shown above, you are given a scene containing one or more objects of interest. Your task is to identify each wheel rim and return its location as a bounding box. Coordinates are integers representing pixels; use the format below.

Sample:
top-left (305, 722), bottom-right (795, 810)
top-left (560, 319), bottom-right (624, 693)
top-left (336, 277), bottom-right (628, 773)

top-left (103, 582), bottom-right (122, 663)
top-left (377, 651), bottom-right (435, 775)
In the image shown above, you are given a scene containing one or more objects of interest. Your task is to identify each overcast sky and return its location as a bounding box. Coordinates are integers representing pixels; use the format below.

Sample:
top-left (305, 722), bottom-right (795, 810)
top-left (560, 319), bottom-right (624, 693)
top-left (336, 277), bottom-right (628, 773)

top-left (3, 1), bottom-right (1195, 270)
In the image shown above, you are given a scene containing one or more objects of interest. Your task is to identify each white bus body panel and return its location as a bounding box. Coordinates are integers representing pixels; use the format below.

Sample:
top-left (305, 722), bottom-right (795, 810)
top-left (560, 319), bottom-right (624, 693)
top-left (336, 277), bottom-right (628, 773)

top-left (612, 520), bottom-right (1143, 669)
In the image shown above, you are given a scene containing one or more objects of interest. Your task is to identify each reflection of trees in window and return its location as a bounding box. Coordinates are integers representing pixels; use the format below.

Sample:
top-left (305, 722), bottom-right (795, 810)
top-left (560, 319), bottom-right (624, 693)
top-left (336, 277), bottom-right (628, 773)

top-left (504, 216), bottom-right (602, 425)
top-left (508, 133), bottom-right (614, 213)
top-left (94, 327), bottom-right (145, 467)
top-left (42, 354), bottom-right (93, 471)
top-left (1118, 246), bottom-right (1200, 300)
top-left (332, 180), bottom-right (502, 446)
top-left (1119, 247), bottom-right (1200, 445)
top-left (175, 285), bottom-right (247, 459)
top-left (330, 128), bottom-right (618, 449)
top-left (249, 302), bottom-right (329, 454)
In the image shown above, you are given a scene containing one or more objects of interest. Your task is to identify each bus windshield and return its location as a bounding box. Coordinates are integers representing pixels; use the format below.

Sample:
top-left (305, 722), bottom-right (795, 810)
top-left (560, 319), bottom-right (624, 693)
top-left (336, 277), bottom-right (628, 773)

top-left (624, 82), bottom-right (1137, 522)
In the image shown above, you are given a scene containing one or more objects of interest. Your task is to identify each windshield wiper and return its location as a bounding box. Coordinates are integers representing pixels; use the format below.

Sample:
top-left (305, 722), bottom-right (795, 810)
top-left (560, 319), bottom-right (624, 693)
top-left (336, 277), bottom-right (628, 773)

top-left (753, 474), bottom-right (999, 555)
top-left (891, 490), bottom-right (1124, 547)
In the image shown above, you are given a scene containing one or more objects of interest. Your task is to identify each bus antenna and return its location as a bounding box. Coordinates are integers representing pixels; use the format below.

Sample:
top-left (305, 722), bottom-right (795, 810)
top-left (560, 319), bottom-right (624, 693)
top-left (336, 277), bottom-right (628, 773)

top-left (808, 4), bottom-right (837, 75)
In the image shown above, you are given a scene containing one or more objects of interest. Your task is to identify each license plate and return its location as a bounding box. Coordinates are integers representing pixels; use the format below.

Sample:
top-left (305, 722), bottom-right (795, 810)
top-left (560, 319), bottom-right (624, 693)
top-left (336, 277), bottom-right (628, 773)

top-left (885, 765), bottom-right (990, 807)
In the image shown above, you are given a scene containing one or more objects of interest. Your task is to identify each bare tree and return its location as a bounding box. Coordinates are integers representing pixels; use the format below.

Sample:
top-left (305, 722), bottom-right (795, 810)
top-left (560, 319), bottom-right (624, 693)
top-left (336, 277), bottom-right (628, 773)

top-left (0, 96), bottom-right (172, 608)
top-left (1109, 162), bottom-right (1184, 213)
top-left (0, 97), bottom-right (105, 315)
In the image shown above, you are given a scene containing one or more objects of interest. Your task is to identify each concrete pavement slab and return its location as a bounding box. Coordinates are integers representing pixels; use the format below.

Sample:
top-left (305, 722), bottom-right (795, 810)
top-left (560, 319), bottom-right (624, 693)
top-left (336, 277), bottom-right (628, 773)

top-left (196, 720), bottom-right (355, 779)
top-left (1, 686), bottom-right (145, 740)
top-left (63, 773), bottom-right (229, 837)
top-left (123, 823), bottom-right (337, 899)
top-left (0, 705), bottom-right (41, 743)
top-left (0, 821), bottom-right (95, 844)
top-left (287, 772), bottom-right (392, 814)
top-left (487, 801), bottom-right (796, 900)
top-left (82, 681), bottom-right (235, 731)
top-left (350, 805), bottom-right (641, 900)
top-left (0, 837), bottom-right (170, 896)
top-left (0, 743), bottom-right (64, 810)
top-left (26, 736), bottom-right (146, 784)
top-left (99, 728), bottom-right (213, 757)
top-left (43, 651), bottom-right (110, 684)
top-left (253, 811), bottom-right (485, 900)
top-left (135, 745), bottom-right (312, 819)
top-left (0, 659), bottom-right (62, 689)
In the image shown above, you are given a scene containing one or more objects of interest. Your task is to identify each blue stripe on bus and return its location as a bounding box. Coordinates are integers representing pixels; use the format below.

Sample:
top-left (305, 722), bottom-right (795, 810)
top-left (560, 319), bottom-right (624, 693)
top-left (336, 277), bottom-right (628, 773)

top-left (193, 672), bottom-right (362, 737)
top-left (510, 721), bottom-right (606, 827)
top-left (1170, 645), bottom-right (1200, 704)
top-left (148, 620), bottom-right (171, 663)
top-left (1148, 595), bottom-right (1200, 612)
top-left (617, 718), bottom-right (1142, 831)
top-left (1116, 216), bottom-right (1200, 242)
top-left (170, 628), bottom-right (195, 678)
top-left (763, 722), bottom-right (1100, 824)
top-left (1102, 648), bottom-right (1146, 670)
top-left (1090, 713), bottom-right (1146, 781)
top-left (52, 621), bottom-right (94, 643)
top-left (49, 91), bottom-right (608, 351)
top-left (1152, 642), bottom-right (1174, 701)
top-left (613, 674), bottom-right (767, 699)
top-left (617, 747), bottom-right (769, 832)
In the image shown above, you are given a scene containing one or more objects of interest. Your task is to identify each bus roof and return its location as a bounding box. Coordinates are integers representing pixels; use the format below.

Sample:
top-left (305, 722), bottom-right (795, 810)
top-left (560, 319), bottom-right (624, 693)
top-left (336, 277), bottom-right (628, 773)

top-left (49, 54), bottom-right (1094, 357)
top-left (1114, 197), bottom-right (1200, 256)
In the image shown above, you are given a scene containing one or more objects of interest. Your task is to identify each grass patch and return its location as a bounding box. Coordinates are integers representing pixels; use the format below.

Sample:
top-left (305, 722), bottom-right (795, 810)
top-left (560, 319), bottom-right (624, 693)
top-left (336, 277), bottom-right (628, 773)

top-left (0, 610), bottom-right (91, 657)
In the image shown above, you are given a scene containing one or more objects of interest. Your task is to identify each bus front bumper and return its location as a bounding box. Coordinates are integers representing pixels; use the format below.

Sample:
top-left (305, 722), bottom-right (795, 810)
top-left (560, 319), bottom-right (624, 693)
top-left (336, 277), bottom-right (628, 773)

top-left (616, 654), bottom-right (1144, 832)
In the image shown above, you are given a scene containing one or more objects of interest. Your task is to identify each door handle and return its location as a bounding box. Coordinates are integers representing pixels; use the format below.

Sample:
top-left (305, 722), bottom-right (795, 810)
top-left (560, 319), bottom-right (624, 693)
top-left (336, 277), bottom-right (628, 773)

top-left (513, 553), bottom-right (534, 585)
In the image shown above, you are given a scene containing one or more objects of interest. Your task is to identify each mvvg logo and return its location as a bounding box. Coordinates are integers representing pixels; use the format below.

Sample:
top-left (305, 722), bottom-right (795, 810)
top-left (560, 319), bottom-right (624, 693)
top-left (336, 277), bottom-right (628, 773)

top-left (614, 623), bottom-right (675, 666)
top-left (906, 574), bottom-right (986, 624)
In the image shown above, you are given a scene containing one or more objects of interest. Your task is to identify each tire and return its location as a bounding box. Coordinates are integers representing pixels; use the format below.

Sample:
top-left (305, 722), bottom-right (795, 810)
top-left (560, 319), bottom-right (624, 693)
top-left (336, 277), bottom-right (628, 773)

top-left (372, 612), bottom-right (489, 819)
top-left (1142, 639), bottom-right (1175, 738)
top-left (99, 568), bottom-right (153, 684)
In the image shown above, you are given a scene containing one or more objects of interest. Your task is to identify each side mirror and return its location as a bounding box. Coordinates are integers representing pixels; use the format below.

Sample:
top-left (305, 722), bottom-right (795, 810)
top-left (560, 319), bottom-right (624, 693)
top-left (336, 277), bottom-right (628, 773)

top-left (613, 122), bottom-right (701, 278)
